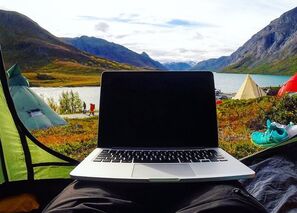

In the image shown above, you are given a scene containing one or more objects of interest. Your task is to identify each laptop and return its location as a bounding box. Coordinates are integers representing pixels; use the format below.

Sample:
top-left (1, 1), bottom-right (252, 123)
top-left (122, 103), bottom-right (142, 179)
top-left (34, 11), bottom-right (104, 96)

top-left (70, 71), bottom-right (255, 182)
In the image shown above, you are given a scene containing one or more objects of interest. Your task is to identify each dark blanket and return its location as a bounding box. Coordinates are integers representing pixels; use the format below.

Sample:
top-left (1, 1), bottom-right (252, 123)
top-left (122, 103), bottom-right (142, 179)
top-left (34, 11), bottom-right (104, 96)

top-left (241, 142), bottom-right (297, 213)
top-left (42, 142), bottom-right (297, 213)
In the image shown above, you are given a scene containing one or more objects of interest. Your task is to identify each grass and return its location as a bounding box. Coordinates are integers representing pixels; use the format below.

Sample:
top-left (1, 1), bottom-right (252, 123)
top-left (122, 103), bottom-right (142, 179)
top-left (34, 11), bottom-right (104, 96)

top-left (24, 72), bottom-right (101, 87)
top-left (32, 97), bottom-right (278, 161)
top-left (23, 60), bottom-right (104, 87)
top-left (22, 59), bottom-right (137, 87)
top-left (223, 55), bottom-right (297, 76)
top-left (32, 116), bottom-right (98, 161)
top-left (217, 96), bottom-right (276, 158)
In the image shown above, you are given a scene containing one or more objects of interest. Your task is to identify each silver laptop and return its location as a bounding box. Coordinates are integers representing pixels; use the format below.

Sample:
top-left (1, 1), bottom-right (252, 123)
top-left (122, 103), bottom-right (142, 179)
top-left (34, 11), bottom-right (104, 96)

top-left (71, 71), bottom-right (255, 182)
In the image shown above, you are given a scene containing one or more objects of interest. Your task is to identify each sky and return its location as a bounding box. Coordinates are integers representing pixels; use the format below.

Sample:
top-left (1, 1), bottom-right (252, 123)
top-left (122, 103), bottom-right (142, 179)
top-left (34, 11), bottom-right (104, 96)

top-left (0, 0), bottom-right (297, 63)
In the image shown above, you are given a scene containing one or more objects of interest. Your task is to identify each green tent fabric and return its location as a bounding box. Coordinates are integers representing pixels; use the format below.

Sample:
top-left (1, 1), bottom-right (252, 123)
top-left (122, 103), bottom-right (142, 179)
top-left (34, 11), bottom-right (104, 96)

top-left (0, 51), bottom-right (77, 186)
top-left (7, 64), bottom-right (29, 87)
top-left (7, 64), bottom-right (67, 130)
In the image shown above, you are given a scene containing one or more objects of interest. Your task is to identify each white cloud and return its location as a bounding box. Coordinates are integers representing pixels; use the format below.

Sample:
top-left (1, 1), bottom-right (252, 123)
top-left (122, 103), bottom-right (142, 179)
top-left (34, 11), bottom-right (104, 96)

top-left (115, 34), bottom-right (130, 39)
top-left (193, 32), bottom-right (204, 40)
top-left (94, 22), bottom-right (109, 32)
top-left (0, 5), bottom-right (9, 10)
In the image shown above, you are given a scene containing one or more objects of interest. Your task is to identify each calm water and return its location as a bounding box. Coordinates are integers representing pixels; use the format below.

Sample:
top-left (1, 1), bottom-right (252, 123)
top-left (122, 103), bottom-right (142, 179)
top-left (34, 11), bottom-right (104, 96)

top-left (213, 72), bottom-right (290, 93)
top-left (31, 87), bottom-right (101, 110)
top-left (31, 73), bottom-right (291, 108)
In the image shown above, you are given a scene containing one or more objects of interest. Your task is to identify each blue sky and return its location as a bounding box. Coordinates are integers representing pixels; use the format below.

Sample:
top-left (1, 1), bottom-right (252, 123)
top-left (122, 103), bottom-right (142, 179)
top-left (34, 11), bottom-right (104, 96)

top-left (0, 0), bottom-right (296, 62)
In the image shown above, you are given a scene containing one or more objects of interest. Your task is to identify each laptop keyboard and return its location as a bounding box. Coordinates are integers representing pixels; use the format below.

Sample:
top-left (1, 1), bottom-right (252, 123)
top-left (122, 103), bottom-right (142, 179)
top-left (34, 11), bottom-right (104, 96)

top-left (93, 149), bottom-right (227, 163)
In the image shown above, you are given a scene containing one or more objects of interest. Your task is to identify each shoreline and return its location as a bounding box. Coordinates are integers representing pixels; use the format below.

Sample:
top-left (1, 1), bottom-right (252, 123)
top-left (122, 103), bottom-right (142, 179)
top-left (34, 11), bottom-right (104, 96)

top-left (219, 70), bottom-right (292, 77)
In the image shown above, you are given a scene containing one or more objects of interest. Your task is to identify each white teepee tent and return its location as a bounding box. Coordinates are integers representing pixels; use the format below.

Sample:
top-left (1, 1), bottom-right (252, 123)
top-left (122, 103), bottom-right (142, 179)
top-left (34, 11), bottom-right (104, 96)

top-left (233, 74), bottom-right (266, 100)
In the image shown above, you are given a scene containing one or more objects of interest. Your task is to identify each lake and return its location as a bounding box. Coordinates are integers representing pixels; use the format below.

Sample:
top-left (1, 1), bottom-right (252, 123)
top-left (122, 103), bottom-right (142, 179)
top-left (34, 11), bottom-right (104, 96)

top-left (31, 72), bottom-right (291, 108)
top-left (213, 73), bottom-right (290, 93)
top-left (31, 87), bottom-right (101, 110)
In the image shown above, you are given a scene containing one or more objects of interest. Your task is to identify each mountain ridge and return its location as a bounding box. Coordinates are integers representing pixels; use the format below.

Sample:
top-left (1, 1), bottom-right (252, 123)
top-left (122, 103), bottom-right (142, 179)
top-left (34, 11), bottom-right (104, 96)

top-left (163, 61), bottom-right (196, 71)
top-left (0, 9), bottom-right (136, 86)
top-left (192, 7), bottom-right (297, 75)
top-left (62, 36), bottom-right (167, 70)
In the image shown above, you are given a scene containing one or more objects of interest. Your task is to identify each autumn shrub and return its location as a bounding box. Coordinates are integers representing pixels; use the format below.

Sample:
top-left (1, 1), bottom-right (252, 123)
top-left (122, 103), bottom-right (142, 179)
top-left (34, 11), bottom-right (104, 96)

top-left (217, 97), bottom-right (274, 158)
top-left (36, 73), bottom-right (56, 80)
top-left (266, 94), bottom-right (297, 124)
top-left (34, 96), bottom-right (281, 160)
top-left (32, 117), bottom-right (98, 161)
top-left (220, 140), bottom-right (262, 159)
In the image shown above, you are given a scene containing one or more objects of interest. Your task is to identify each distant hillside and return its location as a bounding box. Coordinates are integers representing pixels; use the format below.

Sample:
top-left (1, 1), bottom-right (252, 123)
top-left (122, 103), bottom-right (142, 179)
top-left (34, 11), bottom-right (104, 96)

top-left (191, 56), bottom-right (230, 71)
top-left (163, 61), bottom-right (195, 71)
top-left (192, 7), bottom-right (297, 75)
top-left (62, 36), bottom-right (167, 70)
top-left (0, 10), bottom-right (136, 86)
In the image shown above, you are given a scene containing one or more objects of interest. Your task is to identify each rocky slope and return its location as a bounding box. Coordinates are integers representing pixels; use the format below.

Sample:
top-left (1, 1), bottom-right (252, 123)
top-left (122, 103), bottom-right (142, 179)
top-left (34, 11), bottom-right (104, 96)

top-left (163, 61), bottom-right (195, 71)
top-left (192, 7), bottom-right (297, 75)
top-left (0, 10), bottom-right (134, 72)
top-left (62, 36), bottom-right (166, 70)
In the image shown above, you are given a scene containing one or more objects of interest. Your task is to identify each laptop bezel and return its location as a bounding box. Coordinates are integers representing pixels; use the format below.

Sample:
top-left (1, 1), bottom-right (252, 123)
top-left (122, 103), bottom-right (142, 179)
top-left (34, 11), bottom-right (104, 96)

top-left (97, 71), bottom-right (219, 149)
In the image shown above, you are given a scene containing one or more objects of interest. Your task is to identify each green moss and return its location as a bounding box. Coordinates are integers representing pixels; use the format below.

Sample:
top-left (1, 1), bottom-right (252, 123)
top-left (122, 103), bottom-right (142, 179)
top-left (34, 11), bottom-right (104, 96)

top-left (223, 55), bottom-right (297, 75)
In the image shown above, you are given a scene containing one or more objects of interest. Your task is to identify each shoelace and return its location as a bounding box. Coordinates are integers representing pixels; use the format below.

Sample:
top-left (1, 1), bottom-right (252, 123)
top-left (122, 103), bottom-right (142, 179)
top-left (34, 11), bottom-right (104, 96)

top-left (262, 129), bottom-right (273, 140)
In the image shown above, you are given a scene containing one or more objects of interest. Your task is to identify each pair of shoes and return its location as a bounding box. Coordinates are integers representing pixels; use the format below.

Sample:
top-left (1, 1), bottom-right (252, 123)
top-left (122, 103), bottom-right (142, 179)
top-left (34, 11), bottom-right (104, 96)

top-left (251, 120), bottom-right (289, 147)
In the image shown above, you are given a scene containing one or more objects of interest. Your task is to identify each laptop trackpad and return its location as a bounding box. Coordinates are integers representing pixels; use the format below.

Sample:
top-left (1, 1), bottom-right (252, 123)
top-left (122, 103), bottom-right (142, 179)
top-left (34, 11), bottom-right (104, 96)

top-left (132, 164), bottom-right (195, 178)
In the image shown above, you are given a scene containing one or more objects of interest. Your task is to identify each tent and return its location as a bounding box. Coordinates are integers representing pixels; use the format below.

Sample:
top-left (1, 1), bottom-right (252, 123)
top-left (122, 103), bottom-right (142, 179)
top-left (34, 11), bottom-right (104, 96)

top-left (7, 64), bottom-right (67, 130)
top-left (0, 48), bottom-right (296, 212)
top-left (233, 74), bottom-right (266, 100)
top-left (277, 73), bottom-right (297, 97)
top-left (0, 50), bottom-right (78, 211)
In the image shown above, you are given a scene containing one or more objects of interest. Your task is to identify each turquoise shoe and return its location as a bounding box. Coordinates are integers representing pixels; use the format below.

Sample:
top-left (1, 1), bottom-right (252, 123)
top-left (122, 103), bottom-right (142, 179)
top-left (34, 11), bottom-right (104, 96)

top-left (251, 120), bottom-right (289, 147)
top-left (266, 119), bottom-right (272, 129)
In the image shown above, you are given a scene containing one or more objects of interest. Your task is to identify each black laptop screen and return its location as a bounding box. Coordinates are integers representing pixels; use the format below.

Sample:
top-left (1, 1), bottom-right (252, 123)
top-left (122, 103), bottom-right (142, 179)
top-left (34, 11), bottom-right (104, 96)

top-left (98, 71), bottom-right (218, 148)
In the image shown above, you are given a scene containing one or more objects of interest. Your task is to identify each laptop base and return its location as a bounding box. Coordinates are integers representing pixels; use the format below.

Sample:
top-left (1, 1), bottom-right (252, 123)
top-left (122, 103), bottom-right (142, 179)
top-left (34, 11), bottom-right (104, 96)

top-left (71, 148), bottom-right (254, 182)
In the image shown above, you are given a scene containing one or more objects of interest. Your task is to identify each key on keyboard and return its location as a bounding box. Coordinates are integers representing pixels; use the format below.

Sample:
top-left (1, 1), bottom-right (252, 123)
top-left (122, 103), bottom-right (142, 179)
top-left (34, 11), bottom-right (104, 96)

top-left (93, 149), bottom-right (227, 163)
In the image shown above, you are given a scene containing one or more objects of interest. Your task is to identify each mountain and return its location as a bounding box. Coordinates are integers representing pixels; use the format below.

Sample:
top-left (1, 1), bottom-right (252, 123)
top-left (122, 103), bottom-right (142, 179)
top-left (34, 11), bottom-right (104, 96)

top-left (62, 36), bottom-right (167, 70)
top-left (192, 7), bottom-right (297, 75)
top-left (163, 61), bottom-right (195, 71)
top-left (191, 57), bottom-right (230, 71)
top-left (0, 10), bottom-right (135, 86)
